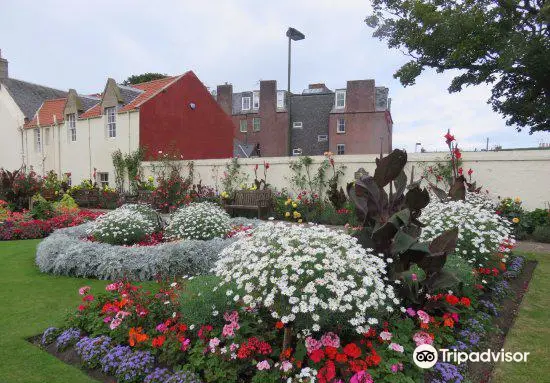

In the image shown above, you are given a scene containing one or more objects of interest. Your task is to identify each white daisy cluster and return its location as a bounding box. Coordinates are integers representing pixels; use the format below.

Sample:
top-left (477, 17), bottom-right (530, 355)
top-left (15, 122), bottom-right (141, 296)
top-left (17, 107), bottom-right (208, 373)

top-left (465, 191), bottom-right (498, 211)
top-left (89, 205), bottom-right (159, 245)
top-left (213, 222), bottom-right (398, 335)
top-left (166, 202), bottom-right (231, 241)
top-left (420, 199), bottom-right (514, 266)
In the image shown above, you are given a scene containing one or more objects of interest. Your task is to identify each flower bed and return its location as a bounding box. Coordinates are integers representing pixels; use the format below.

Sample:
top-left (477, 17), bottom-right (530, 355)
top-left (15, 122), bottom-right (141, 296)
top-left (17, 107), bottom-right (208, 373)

top-left (35, 216), bottom-right (261, 280)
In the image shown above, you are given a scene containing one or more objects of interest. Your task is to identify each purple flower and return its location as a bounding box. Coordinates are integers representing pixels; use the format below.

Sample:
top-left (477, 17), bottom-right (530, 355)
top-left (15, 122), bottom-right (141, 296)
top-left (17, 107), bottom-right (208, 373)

top-left (114, 350), bottom-right (155, 383)
top-left (430, 362), bottom-right (464, 383)
top-left (100, 345), bottom-right (132, 375)
top-left (75, 336), bottom-right (112, 369)
top-left (55, 328), bottom-right (81, 351)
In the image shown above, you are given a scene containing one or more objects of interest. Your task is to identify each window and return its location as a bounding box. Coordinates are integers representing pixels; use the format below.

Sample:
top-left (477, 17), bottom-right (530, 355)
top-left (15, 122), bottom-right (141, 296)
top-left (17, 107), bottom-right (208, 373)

top-left (337, 118), bottom-right (346, 133)
top-left (34, 128), bottom-right (41, 152)
top-left (67, 113), bottom-right (76, 142)
top-left (242, 96), bottom-right (251, 111)
top-left (45, 128), bottom-right (50, 146)
top-left (277, 91), bottom-right (285, 109)
top-left (253, 118), bottom-right (261, 132)
top-left (335, 90), bottom-right (346, 109)
top-left (318, 134), bottom-right (328, 142)
top-left (337, 144), bottom-right (345, 155)
top-left (98, 172), bottom-right (109, 188)
top-left (252, 91), bottom-right (260, 110)
top-left (105, 107), bottom-right (116, 138)
top-left (292, 121), bottom-right (303, 129)
top-left (240, 120), bottom-right (247, 133)
top-left (292, 148), bottom-right (302, 156)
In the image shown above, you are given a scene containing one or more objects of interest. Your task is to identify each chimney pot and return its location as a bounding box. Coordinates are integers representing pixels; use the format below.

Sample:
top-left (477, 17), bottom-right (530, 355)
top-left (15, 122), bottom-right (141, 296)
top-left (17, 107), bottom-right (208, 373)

top-left (0, 49), bottom-right (8, 79)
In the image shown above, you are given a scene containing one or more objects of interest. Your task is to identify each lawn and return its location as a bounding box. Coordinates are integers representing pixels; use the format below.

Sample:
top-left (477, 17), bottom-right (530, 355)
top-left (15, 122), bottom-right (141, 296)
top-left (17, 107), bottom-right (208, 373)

top-left (0, 240), bottom-right (549, 383)
top-left (492, 250), bottom-right (550, 382)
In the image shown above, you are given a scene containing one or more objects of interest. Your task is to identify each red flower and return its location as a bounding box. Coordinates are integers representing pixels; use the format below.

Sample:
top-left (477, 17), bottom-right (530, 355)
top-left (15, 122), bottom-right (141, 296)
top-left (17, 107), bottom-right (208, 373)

top-left (152, 335), bottom-right (166, 348)
top-left (324, 346), bottom-right (338, 360)
top-left (309, 349), bottom-right (325, 363)
top-left (275, 321), bottom-right (284, 329)
top-left (468, 168), bottom-right (473, 176)
top-left (460, 297), bottom-right (471, 307)
top-left (78, 304), bottom-right (86, 311)
top-left (317, 360), bottom-right (336, 383)
top-left (458, 167), bottom-right (463, 175)
top-left (453, 147), bottom-right (462, 159)
top-left (446, 294), bottom-right (459, 305)
top-left (444, 132), bottom-right (455, 145)
top-left (335, 353), bottom-right (348, 363)
top-left (343, 343), bottom-right (362, 359)
top-left (264, 162), bottom-right (270, 169)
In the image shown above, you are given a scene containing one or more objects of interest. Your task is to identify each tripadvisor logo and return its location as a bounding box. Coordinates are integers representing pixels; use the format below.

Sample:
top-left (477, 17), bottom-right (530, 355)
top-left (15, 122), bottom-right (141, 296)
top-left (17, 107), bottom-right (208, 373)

top-left (413, 345), bottom-right (530, 369)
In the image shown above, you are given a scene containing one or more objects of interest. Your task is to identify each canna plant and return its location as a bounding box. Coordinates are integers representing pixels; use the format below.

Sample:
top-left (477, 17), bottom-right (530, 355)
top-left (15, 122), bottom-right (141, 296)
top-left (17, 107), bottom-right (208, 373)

top-left (347, 149), bottom-right (460, 308)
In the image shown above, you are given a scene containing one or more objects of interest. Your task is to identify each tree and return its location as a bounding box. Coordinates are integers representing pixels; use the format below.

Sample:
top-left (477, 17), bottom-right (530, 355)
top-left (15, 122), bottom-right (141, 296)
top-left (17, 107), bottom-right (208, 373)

top-left (122, 73), bottom-right (168, 86)
top-left (366, 0), bottom-right (550, 133)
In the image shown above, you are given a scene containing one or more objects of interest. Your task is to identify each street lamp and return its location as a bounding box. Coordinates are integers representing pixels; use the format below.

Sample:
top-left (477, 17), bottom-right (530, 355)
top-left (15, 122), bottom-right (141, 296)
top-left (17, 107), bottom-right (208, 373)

top-left (286, 27), bottom-right (305, 156)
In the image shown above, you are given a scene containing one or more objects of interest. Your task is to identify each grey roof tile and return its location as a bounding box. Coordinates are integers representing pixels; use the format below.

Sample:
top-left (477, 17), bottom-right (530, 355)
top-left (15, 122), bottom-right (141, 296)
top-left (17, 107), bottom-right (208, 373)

top-left (0, 78), bottom-right (67, 119)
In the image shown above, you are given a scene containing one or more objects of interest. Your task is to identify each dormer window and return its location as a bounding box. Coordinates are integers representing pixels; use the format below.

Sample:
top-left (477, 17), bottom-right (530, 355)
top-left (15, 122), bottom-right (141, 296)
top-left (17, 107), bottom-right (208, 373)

top-left (242, 96), bottom-right (251, 111)
top-left (67, 113), bottom-right (77, 142)
top-left (105, 107), bottom-right (116, 138)
top-left (252, 91), bottom-right (260, 110)
top-left (335, 90), bottom-right (346, 109)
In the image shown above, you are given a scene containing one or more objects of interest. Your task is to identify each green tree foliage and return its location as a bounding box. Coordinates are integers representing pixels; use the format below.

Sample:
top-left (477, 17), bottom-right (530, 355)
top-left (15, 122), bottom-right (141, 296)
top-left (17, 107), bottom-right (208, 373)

top-left (366, 0), bottom-right (550, 133)
top-left (122, 73), bottom-right (168, 85)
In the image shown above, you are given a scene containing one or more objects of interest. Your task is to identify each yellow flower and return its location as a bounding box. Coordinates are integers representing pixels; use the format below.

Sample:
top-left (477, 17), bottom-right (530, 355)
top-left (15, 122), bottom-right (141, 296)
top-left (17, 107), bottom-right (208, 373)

top-left (285, 212), bottom-right (291, 218)
top-left (512, 217), bottom-right (520, 224)
top-left (292, 203), bottom-right (297, 208)
top-left (298, 219), bottom-right (303, 223)
top-left (284, 200), bottom-right (290, 206)
top-left (147, 176), bottom-right (154, 182)
top-left (293, 211), bottom-right (301, 219)
top-left (514, 197), bottom-right (521, 203)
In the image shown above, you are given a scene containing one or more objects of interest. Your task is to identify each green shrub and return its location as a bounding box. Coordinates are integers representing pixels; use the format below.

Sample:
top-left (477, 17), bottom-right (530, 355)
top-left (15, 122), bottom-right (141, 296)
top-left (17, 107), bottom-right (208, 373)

top-left (52, 193), bottom-right (79, 214)
top-left (527, 209), bottom-right (550, 233)
top-left (532, 226), bottom-right (550, 243)
top-left (31, 194), bottom-right (55, 219)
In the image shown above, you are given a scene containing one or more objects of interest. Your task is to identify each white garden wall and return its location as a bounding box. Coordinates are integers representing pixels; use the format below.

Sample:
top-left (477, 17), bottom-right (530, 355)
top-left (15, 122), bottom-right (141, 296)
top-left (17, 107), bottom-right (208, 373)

top-left (143, 150), bottom-right (550, 210)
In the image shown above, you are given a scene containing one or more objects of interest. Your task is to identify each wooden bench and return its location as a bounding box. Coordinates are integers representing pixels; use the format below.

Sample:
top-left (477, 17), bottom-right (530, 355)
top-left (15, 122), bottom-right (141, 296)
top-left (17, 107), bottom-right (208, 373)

top-left (224, 190), bottom-right (272, 219)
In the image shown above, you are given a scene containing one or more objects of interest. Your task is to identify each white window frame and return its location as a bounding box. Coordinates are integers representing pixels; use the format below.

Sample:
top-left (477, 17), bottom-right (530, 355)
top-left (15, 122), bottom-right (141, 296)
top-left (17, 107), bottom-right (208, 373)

top-left (34, 128), bottom-right (41, 152)
top-left (318, 134), bottom-right (328, 142)
top-left (67, 113), bottom-right (77, 142)
top-left (292, 148), bottom-right (302, 156)
top-left (252, 117), bottom-right (261, 132)
top-left (98, 172), bottom-right (109, 188)
top-left (337, 118), bottom-right (346, 134)
top-left (337, 144), bottom-right (345, 155)
top-left (335, 90), bottom-right (346, 109)
top-left (292, 121), bottom-right (303, 129)
top-left (105, 107), bottom-right (116, 138)
top-left (277, 91), bottom-right (285, 109)
top-left (242, 96), bottom-right (251, 111)
top-left (252, 91), bottom-right (260, 110)
top-left (239, 119), bottom-right (247, 133)
top-left (44, 128), bottom-right (50, 146)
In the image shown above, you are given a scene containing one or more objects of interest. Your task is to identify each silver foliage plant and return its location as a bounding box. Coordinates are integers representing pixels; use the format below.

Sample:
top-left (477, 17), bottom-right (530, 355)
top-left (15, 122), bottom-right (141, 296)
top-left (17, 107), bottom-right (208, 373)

top-left (36, 217), bottom-right (261, 281)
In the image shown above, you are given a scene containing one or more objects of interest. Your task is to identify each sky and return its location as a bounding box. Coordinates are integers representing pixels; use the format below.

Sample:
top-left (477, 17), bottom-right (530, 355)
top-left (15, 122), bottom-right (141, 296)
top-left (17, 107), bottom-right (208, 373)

top-left (1, 0), bottom-right (548, 152)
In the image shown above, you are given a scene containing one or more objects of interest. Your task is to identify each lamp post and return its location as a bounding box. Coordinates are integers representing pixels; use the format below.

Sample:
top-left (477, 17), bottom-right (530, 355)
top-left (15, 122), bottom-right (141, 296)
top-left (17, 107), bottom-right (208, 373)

top-left (286, 27), bottom-right (305, 156)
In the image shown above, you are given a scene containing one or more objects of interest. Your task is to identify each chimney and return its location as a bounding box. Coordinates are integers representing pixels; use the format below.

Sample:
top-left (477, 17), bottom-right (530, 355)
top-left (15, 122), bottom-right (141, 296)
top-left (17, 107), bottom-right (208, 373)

top-left (308, 83), bottom-right (326, 90)
top-left (259, 80), bottom-right (277, 113)
top-left (0, 49), bottom-right (8, 79)
top-left (216, 83), bottom-right (233, 116)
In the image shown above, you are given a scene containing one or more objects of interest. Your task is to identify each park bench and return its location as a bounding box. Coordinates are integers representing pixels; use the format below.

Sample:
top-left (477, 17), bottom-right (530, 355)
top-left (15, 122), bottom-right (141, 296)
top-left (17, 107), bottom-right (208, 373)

top-left (224, 189), bottom-right (272, 219)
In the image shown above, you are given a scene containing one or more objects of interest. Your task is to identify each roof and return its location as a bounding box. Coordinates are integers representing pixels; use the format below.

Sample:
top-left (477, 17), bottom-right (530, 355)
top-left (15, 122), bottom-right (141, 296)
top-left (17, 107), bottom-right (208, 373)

top-left (24, 98), bottom-right (67, 128)
top-left (79, 75), bottom-right (181, 118)
top-left (233, 139), bottom-right (259, 158)
top-left (0, 78), bottom-right (67, 120)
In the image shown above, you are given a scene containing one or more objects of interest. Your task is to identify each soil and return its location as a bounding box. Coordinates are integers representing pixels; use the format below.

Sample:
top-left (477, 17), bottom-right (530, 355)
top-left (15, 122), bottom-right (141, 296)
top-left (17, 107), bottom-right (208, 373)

top-left (467, 260), bottom-right (538, 383)
top-left (28, 260), bottom-right (538, 383)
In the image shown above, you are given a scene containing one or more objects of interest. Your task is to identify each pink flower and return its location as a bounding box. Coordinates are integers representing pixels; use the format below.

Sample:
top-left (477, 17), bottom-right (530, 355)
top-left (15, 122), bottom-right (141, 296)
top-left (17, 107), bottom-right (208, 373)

top-left (78, 286), bottom-right (91, 296)
top-left (109, 318), bottom-right (122, 330)
top-left (208, 337), bottom-right (220, 352)
top-left (417, 310), bottom-right (430, 324)
top-left (156, 323), bottom-right (168, 333)
top-left (411, 273), bottom-right (418, 281)
top-left (391, 362), bottom-right (403, 373)
top-left (388, 342), bottom-right (404, 353)
top-left (305, 336), bottom-right (323, 353)
top-left (180, 338), bottom-right (191, 351)
top-left (350, 371), bottom-right (373, 383)
top-left (222, 323), bottom-right (239, 338)
top-left (105, 283), bottom-right (120, 292)
top-left (223, 311), bottom-right (239, 324)
top-left (229, 343), bottom-right (239, 352)
top-left (280, 360), bottom-right (293, 372)
top-left (379, 330), bottom-right (392, 341)
top-left (320, 332), bottom-right (341, 348)
top-left (406, 307), bottom-right (416, 317)
top-left (413, 331), bottom-right (433, 347)
top-left (103, 316), bottom-right (112, 323)
top-left (83, 294), bottom-right (94, 302)
top-left (257, 360), bottom-right (270, 370)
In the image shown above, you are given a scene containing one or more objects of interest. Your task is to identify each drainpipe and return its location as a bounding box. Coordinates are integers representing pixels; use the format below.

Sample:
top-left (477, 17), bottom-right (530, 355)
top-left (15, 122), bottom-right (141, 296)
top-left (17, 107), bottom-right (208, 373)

top-left (18, 125), bottom-right (25, 168)
top-left (58, 121), bottom-right (61, 175)
top-left (88, 119), bottom-right (92, 180)
top-left (127, 110), bottom-right (132, 193)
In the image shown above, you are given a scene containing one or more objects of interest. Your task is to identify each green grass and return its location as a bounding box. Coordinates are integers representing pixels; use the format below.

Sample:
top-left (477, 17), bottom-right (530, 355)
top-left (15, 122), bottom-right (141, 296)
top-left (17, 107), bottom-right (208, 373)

top-left (0, 240), bottom-right (154, 383)
top-left (493, 251), bottom-right (550, 382)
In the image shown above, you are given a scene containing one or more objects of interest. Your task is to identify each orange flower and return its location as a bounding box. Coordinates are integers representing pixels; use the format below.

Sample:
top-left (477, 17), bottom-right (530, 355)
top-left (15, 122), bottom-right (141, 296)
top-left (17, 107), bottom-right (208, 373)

top-left (129, 327), bottom-right (148, 347)
top-left (420, 322), bottom-right (430, 329)
top-left (275, 321), bottom-right (284, 329)
top-left (152, 335), bottom-right (166, 348)
top-left (443, 317), bottom-right (454, 328)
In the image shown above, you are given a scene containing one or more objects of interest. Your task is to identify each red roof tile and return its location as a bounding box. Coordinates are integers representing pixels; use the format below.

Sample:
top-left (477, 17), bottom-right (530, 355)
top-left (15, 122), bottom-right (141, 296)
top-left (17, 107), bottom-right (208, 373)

top-left (78, 76), bottom-right (181, 119)
top-left (24, 98), bottom-right (67, 128)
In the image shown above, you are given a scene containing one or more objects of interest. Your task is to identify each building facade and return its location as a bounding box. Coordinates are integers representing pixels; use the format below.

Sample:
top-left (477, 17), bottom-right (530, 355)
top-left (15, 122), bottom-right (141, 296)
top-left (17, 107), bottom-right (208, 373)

top-left (216, 79), bottom-right (393, 157)
top-left (0, 50), bottom-right (234, 186)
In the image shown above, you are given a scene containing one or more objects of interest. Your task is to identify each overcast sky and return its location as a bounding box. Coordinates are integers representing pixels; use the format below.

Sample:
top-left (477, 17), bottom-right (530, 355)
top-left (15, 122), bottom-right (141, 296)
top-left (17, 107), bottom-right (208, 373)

top-left (2, 0), bottom-right (548, 152)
